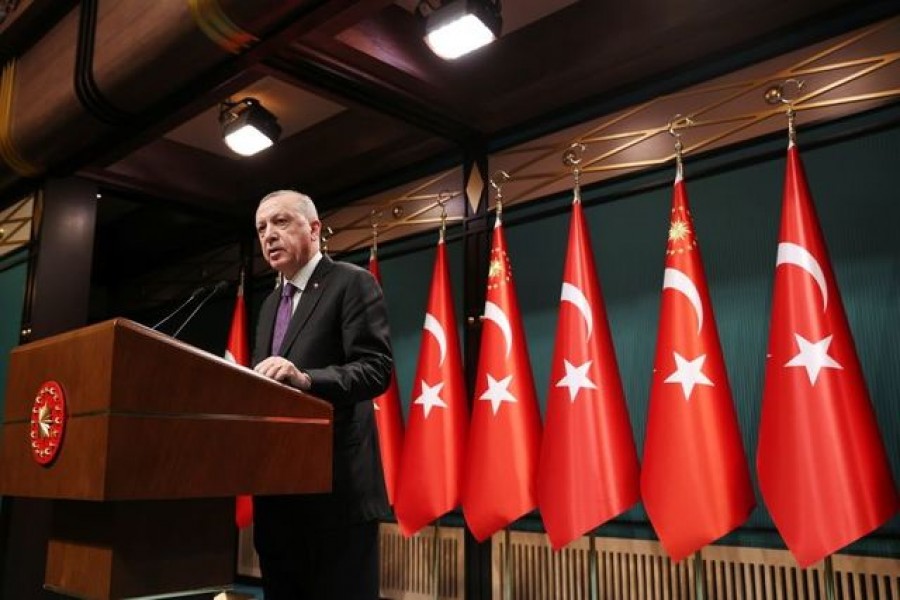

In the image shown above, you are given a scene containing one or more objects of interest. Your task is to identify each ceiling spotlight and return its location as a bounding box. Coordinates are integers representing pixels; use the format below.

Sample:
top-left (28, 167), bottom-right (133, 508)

top-left (424, 0), bottom-right (502, 60)
top-left (219, 97), bottom-right (282, 157)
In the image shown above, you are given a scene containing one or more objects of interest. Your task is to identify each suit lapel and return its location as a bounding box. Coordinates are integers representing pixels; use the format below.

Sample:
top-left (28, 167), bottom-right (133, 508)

top-left (257, 289), bottom-right (279, 360)
top-left (278, 255), bottom-right (334, 356)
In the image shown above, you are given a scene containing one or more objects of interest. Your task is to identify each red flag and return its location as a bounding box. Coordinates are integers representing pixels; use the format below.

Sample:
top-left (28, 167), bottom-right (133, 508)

top-left (225, 279), bottom-right (253, 529)
top-left (462, 219), bottom-right (543, 542)
top-left (369, 249), bottom-right (405, 506)
top-left (640, 174), bottom-right (755, 561)
top-left (394, 239), bottom-right (468, 536)
top-left (537, 199), bottom-right (641, 549)
top-left (757, 145), bottom-right (898, 567)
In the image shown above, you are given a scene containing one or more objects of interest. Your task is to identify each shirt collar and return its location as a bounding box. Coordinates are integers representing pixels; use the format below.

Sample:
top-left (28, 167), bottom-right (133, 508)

top-left (286, 251), bottom-right (322, 292)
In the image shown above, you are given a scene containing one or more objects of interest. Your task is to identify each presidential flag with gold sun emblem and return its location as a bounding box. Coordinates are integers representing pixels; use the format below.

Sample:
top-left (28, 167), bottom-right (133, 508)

top-left (640, 170), bottom-right (754, 561)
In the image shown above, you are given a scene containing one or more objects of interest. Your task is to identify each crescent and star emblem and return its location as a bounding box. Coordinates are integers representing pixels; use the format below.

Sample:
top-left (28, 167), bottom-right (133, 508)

top-left (483, 301), bottom-right (513, 358)
top-left (776, 242), bottom-right (828, 312)
top-left (560, 282), bottom-right (593, 339)
top-left (422, 313), bottom-right (447, 367)
top-left (663, 267), bottom-right (704, 334)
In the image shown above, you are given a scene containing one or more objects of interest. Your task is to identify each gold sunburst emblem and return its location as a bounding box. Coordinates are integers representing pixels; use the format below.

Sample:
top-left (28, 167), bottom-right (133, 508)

top-left (487, 249), bottom-right (511, 291)
top-left (488, 258), bottom-right (503, 279)
top-left (669, 219), bottom-right (691, 241)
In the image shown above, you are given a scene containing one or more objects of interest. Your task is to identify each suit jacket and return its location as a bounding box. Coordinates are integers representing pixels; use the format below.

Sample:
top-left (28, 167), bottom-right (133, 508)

top-left (252, 255), bottom-right (392, 552)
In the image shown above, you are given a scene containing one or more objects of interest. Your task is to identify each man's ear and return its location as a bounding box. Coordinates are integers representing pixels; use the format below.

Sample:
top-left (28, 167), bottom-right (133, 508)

top-left (310, 219), bottom-right (322, 240)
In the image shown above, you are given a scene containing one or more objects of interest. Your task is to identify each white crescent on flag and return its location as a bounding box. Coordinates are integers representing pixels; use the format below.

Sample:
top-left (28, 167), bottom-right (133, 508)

top-left (422, 313), bottom-right (447, 367)
top-left (663, 267), bottom-right (704, 334)
top-left (483, 301), bottom-right (513, 358)
top-left (561, 282), bottom-right (593, 339)
top-left (776, 242), bottom-right (828, 312)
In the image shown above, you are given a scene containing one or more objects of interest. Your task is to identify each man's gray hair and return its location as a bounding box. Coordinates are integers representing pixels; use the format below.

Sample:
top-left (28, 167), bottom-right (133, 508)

top-left (259, 190), bottom-right (319, 222)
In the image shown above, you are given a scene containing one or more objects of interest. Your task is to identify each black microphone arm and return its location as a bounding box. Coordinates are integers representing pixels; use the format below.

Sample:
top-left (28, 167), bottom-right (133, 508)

top-left (150, 285), bottom-right (207, 331)
top-left (171, 280), bottom-right (229, 339)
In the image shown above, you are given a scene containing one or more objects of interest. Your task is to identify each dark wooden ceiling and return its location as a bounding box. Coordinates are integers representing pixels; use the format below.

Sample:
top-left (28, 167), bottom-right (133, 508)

top-left (42, 0), bottom-right (900, 299)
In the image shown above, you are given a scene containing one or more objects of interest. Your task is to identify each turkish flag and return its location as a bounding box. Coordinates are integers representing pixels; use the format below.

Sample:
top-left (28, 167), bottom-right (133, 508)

top-left (757, 145), bottom-right (898, 567)
top-left (641, 175), bottom-right (755, 561)
top-left (369, 250), bottom-right (405, 506)
top-left (462, 220), bottom-right (543, 542)
top-left (537, 199), bottom-right (640, 549)
top-left (224, 280), bottom-right (253, 529)
top-left (394, 239), bottom-right (469, 536)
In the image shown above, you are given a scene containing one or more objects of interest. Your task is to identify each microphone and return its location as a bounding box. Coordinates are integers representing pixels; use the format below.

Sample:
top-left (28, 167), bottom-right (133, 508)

top-left (151, 285), bottom-right (207, 331)
top-left (171, 280), bottom-right (229, 339)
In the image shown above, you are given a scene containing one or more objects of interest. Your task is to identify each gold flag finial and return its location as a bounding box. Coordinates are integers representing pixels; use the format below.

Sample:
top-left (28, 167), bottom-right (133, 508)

top-left (437, 191), bottom-right (451, 243)
top-left (667, 114), bottom-right (693, 180)
top-left (489, 170), bottom-right (510, 222)
top-left (764, 78), bottom-right (804, 146)
top-left (370, 209), bottom-right (382, 256)
top-left (563, 142), bottom-right (585, 204)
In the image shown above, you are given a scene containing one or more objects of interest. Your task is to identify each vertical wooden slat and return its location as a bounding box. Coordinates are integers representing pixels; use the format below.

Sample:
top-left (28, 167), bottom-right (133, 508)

top-left (854, 571), bottom-right (866, 600)
top-left (638, 554), bottom-right (652, 600)
top-left (544, 540), bottom-right (552, 600)
top-left (656, 554), bottom-right (666, 600)
top-left (727, 560), bottom-right (737, 600)
top-left (752, 562), bottom-right (763, 600)
top-left (704, 558), bottom-right (714, 600)
top-left (773, 565), bottom-right (784, 600)
top-left (875, 573), bottom-right (888, 600)
top-left (716, 560), bottom-right (727, 600)
top-left (794, 565), bottom-right (805, 600)
top-left (806, 564), bottom-right (820, 600)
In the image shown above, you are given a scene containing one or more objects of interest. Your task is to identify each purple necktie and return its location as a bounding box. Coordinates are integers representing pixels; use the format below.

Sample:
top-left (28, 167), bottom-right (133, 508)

top-left (271, 282), bottom-right (296, 353)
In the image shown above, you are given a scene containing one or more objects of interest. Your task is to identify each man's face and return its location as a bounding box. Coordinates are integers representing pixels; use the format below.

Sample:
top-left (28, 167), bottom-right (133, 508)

top-left (255, 195), bottom-right (320, 279)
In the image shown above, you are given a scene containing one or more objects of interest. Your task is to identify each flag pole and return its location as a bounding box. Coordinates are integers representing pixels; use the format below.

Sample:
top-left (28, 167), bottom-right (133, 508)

top-left (563, 142), bottom-right (602, 600)
top-left (430, 518), bottom-right (442, 600)
top-left (503, 527), bottom-right (513, 600)
top-left (692, 550), bottom-right (706, 600)
top-left (823, 555), bottom-right (837, 600)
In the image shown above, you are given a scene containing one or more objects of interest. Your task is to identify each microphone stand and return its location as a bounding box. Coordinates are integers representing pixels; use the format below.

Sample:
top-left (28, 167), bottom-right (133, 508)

top-left (171, 281), bottom-right (228, 339)
top-left (150, 285), bottom-right (206, 331)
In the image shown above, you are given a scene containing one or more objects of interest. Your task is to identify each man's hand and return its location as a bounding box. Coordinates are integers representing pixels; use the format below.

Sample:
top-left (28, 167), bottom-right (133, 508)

top-left (254, 356), bottom-right (312, 390)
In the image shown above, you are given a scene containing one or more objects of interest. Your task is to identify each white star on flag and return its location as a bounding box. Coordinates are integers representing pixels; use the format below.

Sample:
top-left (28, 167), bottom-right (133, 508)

top-left (555, 359), bottom-right (598, 402)
top-left (480, 373), bottom-right (517, 415)
top-left (413, 380), bottom-right (447, 418)
top-left (664, 351), bottom-right (714, 401)
top-left (784, 333), bottom-right (843, 385)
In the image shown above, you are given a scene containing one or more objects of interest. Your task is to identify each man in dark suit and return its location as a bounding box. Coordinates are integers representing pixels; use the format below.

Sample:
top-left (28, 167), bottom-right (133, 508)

top-left (252, 190), bottom-right (392, 600)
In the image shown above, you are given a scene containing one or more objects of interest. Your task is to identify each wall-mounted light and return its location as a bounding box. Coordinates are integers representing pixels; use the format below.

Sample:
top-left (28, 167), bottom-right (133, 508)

top-left (424, 0), bottom-right (502, 60)
top-left (219, 97), bottom-right (282, 156)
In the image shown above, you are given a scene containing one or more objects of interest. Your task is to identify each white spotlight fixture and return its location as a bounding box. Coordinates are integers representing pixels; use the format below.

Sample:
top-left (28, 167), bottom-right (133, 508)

top-left (219, 97), bottom-right (282, 157)
top-left (424, 0), bottom-right (502, 60)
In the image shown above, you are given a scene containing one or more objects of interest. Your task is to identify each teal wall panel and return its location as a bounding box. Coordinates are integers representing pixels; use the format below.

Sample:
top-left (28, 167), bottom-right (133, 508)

top-left (0, 253), bottom-right (28, 421)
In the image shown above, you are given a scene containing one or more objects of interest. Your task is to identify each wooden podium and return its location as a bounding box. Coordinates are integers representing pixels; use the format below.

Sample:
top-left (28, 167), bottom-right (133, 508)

top-left (0, 319), bottom-right (333, 599)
